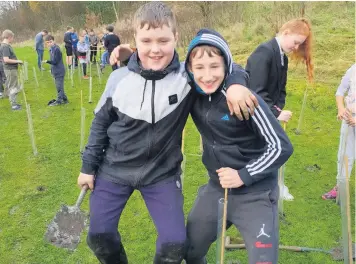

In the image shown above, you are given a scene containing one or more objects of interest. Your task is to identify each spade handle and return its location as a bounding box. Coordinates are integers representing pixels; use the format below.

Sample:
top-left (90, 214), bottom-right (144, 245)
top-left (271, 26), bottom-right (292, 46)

top-left (75, 186), bottom-right (88, 208)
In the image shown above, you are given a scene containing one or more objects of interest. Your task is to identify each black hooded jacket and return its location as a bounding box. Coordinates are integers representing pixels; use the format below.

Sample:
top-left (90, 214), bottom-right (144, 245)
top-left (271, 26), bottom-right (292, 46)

top-left (186, 29), bottom-right (294, 194)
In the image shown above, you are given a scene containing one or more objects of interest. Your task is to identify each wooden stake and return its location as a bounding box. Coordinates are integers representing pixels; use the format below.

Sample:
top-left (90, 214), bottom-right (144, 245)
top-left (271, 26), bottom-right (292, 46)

top-left (220, 188), bottom-right (228, 263)
top-left (89, 77), bottom-right (92, 103)
top-left (26, 104), bottom-right (38, 156)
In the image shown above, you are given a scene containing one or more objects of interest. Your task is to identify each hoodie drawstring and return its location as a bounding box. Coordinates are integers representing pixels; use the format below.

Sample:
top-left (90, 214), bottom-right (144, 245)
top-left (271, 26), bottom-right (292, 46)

top-left (140, 79), bottom-right (148, 110)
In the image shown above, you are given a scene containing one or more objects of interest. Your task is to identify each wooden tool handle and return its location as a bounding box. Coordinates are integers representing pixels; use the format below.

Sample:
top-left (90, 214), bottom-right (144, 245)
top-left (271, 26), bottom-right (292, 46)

top-left (75, 186), bottom-right (88, 208)
top-left (220, 188), bottom-right (228, 263)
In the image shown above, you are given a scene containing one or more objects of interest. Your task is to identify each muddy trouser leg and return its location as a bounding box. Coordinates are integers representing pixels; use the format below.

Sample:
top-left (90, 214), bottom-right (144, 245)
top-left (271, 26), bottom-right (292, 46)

top-left (229, 184), bottom-right (280, 264)
top-left (87, 177), bottom-right (134, 264)
top-left (139, 176), bottom-right (186, 264)
top-left (185, 183), bottom-right (232, 264)
top-left (5, 69), bottom-right (20, 106)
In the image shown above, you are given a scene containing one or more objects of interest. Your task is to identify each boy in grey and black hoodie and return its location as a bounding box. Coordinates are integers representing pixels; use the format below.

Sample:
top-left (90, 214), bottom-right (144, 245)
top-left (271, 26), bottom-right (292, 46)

top-left (184, 29), bottom-right (293, 264)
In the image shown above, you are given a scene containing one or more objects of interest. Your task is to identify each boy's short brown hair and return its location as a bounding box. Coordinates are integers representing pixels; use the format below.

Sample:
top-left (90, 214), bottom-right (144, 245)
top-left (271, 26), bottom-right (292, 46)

top-left (106, 25), bottom-right (114, 32)
top-left (2, 30), bottom-right (14, 39)
top-left (133, 1), bottom-right (177, 34)
top-left (189, 45), bottom-right (222, 65)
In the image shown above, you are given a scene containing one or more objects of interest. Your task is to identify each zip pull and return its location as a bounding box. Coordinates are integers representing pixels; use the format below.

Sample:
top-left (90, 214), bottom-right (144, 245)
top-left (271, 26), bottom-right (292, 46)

top-left (209, 95), bottom-right (211, 102)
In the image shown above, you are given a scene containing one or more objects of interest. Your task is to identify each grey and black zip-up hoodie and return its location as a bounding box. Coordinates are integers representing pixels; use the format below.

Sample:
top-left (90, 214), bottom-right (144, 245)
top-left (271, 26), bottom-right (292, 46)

top-left (81, 47), bottom-right (248, 187)
top-left (185, 29), bottom-right (294, 194)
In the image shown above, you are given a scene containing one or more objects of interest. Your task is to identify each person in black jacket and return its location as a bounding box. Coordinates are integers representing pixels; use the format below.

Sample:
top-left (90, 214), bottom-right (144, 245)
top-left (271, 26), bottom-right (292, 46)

top-left (43, 35), bottom-right (68, 106)
top-left (184, 29), bottom-right (293, 264)
top-left (246, 18), bottom-right (313, 120)
top-left (63, 26), bottom-right (74, 70)
top-left (104, 25), bottom-right (120, 71)
top-left (246, 18), bottom-right (314, 201)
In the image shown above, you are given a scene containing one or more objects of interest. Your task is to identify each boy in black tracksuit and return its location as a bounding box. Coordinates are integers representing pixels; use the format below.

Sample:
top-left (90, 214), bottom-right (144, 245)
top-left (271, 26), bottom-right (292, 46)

top-left (184, 29), bottom-right (294, 264)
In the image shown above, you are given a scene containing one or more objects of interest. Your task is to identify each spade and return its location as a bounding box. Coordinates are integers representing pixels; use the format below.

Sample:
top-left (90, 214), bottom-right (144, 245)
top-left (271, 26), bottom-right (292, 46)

top-left (44, 187), bottom-right (88, 250)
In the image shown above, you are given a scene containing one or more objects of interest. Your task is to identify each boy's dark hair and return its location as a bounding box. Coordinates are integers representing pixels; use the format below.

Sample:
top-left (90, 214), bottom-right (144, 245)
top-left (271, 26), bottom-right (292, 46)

top-left (90, 29), bottom-right (94, 32)
top-left (189, 45), bottom-right (223, 66)
top-left (106, 25), bottom-right (114, 32)
top-left (42, 29), bottom-right (48, 34)
top-left (45, 35), bottom-right (54, 41)
top-left (133, 1), bottom-right (177, 34)
top-left (66, 26), bottom-right (72, 31)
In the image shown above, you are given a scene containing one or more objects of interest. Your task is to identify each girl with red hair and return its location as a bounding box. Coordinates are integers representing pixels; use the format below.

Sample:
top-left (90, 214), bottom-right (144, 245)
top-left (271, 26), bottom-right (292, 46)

top-left (246, 18), bottom-right (314, 201)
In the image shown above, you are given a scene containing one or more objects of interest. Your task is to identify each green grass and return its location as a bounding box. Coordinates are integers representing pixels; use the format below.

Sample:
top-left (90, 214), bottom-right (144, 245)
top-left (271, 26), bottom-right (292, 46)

top-left (0, 5), bottom-right (355, 263)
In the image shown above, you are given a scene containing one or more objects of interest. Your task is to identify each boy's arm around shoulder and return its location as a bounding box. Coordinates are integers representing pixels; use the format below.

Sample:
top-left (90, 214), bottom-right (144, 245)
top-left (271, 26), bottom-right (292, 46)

top-left (225, 63), bottom-right (249, 88)
top-left (238, 93), bottom-right (294, 186)
top-left (224, 63), bottom-right (259, 121)
top-left (81, 71), bottom-right (119, 175)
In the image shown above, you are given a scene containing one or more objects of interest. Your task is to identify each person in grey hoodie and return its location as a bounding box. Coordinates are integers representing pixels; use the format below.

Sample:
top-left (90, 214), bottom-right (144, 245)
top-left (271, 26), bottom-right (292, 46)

top-left (34, 29), bottom-right (48, 71)
top-left (184, 29), bottom-right (294, 264)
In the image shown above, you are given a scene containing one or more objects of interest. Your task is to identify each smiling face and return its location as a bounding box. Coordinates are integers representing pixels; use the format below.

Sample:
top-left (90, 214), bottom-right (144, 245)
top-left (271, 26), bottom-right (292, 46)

top-left (189, 46), bottom-right (225, 95)
top-left (280, 30), bottom-right (307, 54)
top-left (135, 24), bottom-right (177, 71)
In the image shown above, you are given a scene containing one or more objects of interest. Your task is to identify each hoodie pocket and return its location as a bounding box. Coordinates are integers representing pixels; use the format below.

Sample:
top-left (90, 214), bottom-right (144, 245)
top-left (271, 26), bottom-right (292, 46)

top-left (213, 145), bottom-right (250, 169)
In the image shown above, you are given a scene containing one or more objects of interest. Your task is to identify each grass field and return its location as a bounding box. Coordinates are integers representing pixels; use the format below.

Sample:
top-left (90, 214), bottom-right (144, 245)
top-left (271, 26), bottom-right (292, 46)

top-left (0, 3), bottom-right (355, 264)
